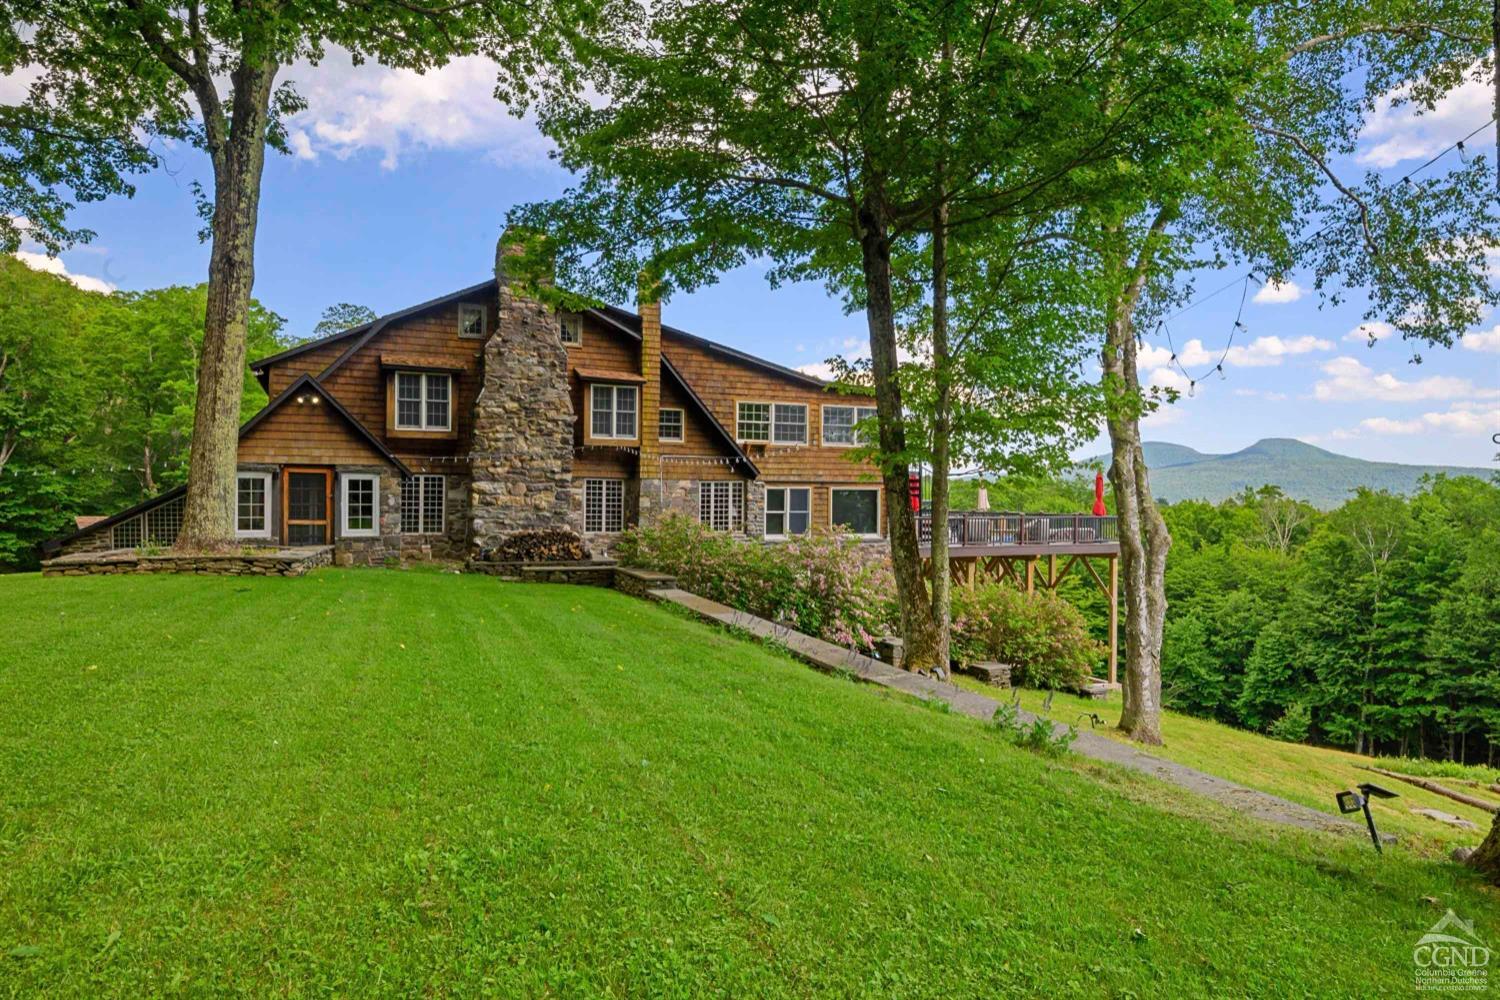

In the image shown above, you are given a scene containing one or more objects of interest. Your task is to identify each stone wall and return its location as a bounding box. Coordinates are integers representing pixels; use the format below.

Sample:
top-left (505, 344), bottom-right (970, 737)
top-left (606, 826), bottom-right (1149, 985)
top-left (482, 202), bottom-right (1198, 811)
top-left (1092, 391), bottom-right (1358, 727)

top-left (43, 547), bottom-right (333, 577)
top-left (469, 238), bottom-right (578, 557)
top-left (402, 470), bottom-right (470, 561)
top-left (336, 467), bottom-right (405, 566)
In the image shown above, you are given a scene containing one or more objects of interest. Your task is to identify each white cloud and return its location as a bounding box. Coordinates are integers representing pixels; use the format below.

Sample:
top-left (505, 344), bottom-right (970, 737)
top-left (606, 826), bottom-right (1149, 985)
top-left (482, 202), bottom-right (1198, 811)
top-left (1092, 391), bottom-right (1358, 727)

top-left (1460, 324), bottom-right (1500, 354)
top-left (1357, 70), bottom-right (1493, 169)
top-left (1349, 402), bottom-right (1500, 438)
top-left (1252, 279), bottom-right (1302, 304)
top-left (1148, 366), bottom-right (1190, 393)
top-left (12, 251), bottom-right (115, 294)
top-left (1312, 355), bottom-right (1497, 403)
top-left (282, 51), bottom-right (552, 170)
top-left (795, 361), bottom-right (837, 380)
top-left (1345, 321), bottom-right (1395, 344)
top-left (1224, 335), bottom-right (1332, 367)
top-left (1233, 388), bottom-right (1289, 401)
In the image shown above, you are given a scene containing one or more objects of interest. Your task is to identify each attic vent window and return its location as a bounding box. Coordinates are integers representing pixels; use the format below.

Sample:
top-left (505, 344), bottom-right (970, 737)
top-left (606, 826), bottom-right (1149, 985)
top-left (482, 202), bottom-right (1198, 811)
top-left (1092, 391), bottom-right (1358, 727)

top-left (560, 313), bottom-right (582, 346)
top-left (458, 304), bottom-right (486, 339)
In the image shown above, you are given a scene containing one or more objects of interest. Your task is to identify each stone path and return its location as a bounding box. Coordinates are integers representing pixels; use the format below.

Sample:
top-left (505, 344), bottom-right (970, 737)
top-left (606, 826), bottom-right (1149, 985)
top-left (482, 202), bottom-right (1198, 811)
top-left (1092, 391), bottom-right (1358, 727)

top-left (650, 587), bottom-right (1373, 840)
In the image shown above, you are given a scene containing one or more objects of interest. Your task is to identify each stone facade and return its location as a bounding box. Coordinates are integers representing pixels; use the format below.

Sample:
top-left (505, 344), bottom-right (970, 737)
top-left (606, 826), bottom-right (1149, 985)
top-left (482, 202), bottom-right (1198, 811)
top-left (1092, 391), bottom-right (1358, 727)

top-left (335, 467), bottom-right (404, 566)
top-left (469, 240), bottom-right (579, 557)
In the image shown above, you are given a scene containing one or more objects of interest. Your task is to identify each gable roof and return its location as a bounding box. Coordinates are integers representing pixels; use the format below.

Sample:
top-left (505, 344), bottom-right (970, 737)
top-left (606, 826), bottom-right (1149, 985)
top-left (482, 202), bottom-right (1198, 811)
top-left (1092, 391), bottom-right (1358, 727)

top-left (662, 356), bottom-right (759, 478)
top-left (590, 304), bottom-right (830, 389)
top-left (249, 278), bottom-right (497, 391)
top-left (242, 374), bottom-right (412, 476)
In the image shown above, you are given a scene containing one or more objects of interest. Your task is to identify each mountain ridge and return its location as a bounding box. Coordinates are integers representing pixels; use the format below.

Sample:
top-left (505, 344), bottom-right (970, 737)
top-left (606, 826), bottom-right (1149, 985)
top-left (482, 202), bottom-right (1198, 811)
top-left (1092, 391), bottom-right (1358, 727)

top-left (1083, 438), bottom-right (1492, 509)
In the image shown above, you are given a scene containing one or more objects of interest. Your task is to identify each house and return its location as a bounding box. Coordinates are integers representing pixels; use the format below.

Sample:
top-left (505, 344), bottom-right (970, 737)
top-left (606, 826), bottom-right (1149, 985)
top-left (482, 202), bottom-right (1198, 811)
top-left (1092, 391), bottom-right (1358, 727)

top-left (51, 237), bottom-right (887, 565)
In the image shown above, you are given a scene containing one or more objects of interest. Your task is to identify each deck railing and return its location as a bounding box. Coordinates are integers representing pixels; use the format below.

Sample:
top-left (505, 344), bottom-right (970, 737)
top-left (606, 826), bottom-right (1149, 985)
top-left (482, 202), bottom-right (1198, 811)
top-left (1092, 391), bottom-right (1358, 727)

top-left (916, 511), bottom-right (1118, 548)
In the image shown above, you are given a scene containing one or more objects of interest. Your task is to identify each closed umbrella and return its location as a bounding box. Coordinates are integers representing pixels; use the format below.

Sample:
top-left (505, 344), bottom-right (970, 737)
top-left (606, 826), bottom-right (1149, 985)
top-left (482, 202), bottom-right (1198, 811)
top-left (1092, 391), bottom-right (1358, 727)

top-left (976, 486), bottom-right (990, 511)
top-left (1092, 471), bottom-right (1108, 516)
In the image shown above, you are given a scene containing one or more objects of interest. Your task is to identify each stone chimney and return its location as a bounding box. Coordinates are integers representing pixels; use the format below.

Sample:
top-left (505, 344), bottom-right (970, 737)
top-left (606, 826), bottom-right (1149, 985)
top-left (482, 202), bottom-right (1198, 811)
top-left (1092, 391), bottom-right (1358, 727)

top-left (469, 231), bottom-right (579, 556)
top-left (635, 275), bottom-right (665, 524)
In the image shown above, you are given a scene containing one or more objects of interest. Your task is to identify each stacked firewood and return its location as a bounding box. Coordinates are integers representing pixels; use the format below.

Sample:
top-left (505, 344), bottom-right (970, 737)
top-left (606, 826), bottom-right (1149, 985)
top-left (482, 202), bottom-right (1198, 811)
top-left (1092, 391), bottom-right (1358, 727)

top-left (490, 529), bottom-right (590, 564)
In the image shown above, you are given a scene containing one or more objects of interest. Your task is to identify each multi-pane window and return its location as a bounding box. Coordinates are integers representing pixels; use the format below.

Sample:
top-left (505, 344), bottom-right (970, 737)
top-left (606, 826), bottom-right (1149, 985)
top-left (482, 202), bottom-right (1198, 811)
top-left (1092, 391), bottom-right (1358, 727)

top-left (458, 304), bottom-right (486, 339)
top-left (822, 404), bottom-right (878, 446)
top-left (401, 475), bottom-right (445, 534)
top-left (341, 474), bottom-right (379, 537)
top-left (395, 372), bottom-right (451, 431)
top-left (832, 488), bottom-right (880, 537)
top-left (737, 402), bottom-right (771, 441)
top-left (590, 384), bottom-right (638, 439)
top-left (236, 473), bottom-right (271, 538)
top-left (584, 478), bottom-right (625, 533)
top-left (658, 408), bottom-right (684, 442)
top-left (698, 481), bottom-right (745, 532)
top-left (772, 403), bottom-right (808, 445)
top-left (765, 487), bottom-right (810, 538)
top-left (559, 313), bottom-right (582, 345)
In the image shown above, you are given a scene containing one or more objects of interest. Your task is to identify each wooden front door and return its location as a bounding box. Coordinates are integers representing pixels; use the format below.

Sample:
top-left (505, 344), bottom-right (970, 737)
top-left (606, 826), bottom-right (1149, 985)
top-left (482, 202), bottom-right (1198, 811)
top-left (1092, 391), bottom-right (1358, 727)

top-left (283, 468), bottom-right (332, 545)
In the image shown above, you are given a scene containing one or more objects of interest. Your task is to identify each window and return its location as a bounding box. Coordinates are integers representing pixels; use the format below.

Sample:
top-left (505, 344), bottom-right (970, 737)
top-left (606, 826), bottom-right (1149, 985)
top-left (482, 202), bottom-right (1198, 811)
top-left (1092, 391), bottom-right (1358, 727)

top-left (401, 475), bottom-right (445, 534)
top-left (584, 478), bottom-right (624, 532)
top-left (698, 481), bottom-right (744, 532)
top-left (832, 487), bottom-right (880, 537)
top-left (765, 487), bottom-right (810, 538)
top-left (822, 404), bottom-right (878, 446)
top-left (658, 408), bottom-right (684, 442)
top-left (236, 472), bottom-right (271, 538)
top-left (395, 372), bottom-right (451, 431)
top-left (341, 474), bottom-right (379, 537)
top-left (737, 401), bottom-right (770, 441)
top-left (559, 313), bottom-right (582, 346)
top-left (458, 304), bottom-right (486, 339)
top-left (772, 403), bottom-right (807, 445)
top-left (589, 384), bottom-right (638, 439)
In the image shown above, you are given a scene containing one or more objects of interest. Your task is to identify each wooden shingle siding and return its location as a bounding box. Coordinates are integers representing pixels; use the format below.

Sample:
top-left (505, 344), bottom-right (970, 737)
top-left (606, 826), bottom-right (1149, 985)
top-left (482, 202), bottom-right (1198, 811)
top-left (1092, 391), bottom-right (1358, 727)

top-left (657, 373), bottom-right (745, 481)
top-left (662, 334), bottom-right (880, 485)
top-left (238, 399), bottom-right (393, 467)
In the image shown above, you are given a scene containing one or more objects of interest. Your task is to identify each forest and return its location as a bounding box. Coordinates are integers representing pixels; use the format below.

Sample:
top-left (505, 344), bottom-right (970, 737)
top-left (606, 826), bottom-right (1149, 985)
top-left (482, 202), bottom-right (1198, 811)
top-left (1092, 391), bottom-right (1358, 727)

top-left (955, 472), bottom-right (1500, 767)
top-left (0, 256), bottom-right (292, 567)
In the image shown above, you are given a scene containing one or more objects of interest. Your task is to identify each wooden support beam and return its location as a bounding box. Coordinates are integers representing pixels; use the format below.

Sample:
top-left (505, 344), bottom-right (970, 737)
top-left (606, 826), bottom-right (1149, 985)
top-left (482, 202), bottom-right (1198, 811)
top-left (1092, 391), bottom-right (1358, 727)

top-left (1026, 558), bottom-right (1035, 593)
top-left (1053, 554), bottom-right (1081, 590)
top-left (1108, 555), bottom-right (1118, 686)
top-left (1048, 553), bottom-right (1057, 590)
top-left (1080, 555), bottom-right (1108, 597)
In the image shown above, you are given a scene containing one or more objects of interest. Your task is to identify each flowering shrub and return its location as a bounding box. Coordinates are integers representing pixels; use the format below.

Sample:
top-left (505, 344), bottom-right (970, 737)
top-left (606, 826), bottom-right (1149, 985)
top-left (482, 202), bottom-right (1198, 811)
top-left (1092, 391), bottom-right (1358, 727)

top-left (950, 583), bottom-right (1102, 690)
top-left (615, 515), bottom-right (898, 648)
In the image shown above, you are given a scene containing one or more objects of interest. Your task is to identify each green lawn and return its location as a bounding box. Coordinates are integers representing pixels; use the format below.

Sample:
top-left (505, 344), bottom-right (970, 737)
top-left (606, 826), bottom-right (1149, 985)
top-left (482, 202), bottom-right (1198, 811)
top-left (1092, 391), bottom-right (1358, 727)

top-left (955, 682), bottom-right (1500, 857)
top-left (2, 569), bottom-right (1495, 997)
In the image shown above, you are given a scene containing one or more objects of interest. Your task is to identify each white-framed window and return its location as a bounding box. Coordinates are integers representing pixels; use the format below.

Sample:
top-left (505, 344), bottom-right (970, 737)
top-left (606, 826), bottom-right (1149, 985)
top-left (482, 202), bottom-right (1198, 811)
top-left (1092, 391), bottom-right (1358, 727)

top-left (235, 472), bottom-right (272, 538)
top-left (458, 303), bottom-right (486, 339)
top-left (765, 486), bottom-right (811, 539)
top-left (822, 404), bottom-right (878, 446)
top-left (584, 478), bottom-right (625, 532)
top-left (401, 475), bottom-right (445, 534)
top-left (559, 313), bottom-right (582, 346)
top-left (737, 401), bottom-right (771, 442)
top-left (772, 403), bottom-right (808, 445)
top-left (395, 372), bottom-right (452, 431)
top-left (658, 407), bottom-right (684, 442)
top-left (589, 384), bottom-right (638, 439)
top-left (340, 474), bottom-right (380, 537)
top-left (697, 481), bottom-right (744, 532)
top-left (831, 487), bottom-right (881, 538)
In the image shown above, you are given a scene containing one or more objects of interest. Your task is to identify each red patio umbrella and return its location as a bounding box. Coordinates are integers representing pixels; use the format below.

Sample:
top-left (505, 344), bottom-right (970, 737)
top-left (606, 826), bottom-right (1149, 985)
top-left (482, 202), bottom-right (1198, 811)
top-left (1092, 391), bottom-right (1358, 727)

top-left (1092, 470), bottom-right (1108, 516)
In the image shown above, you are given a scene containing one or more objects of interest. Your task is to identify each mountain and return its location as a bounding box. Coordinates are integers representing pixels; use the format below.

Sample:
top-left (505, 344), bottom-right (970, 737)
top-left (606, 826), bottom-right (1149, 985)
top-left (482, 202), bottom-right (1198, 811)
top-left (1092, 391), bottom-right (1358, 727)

top-left (1087, 438), bottom-right (1492, 509)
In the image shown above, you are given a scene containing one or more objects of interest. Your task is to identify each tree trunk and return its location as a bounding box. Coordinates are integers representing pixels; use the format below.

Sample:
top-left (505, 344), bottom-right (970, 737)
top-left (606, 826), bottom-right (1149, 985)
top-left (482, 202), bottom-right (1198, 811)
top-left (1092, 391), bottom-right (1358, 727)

top-left (1469, 812), bottom-right (1500, 884)
top-left (175, 61), bottom-right (275, 551)
top-left (1101, 296), bottom-right (1170, 745)
top-left (927, 196), bottom-right (952, 669)
top-left (858, 194), bottom-right (942, 669)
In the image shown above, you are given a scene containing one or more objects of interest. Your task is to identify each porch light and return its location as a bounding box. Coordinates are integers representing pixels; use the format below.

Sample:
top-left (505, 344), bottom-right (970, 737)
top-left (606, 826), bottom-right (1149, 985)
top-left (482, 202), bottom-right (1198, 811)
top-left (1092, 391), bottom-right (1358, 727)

top-left (296, 394), bottom-right (306, 403)
top-left (311, 395), bottom-right (320, 404)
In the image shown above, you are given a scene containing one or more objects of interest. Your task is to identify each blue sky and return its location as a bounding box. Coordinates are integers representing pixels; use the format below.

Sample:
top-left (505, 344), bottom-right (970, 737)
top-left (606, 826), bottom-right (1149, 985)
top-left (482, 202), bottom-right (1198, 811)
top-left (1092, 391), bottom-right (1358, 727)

top-left (9, 51), bottom-right (1499, 469)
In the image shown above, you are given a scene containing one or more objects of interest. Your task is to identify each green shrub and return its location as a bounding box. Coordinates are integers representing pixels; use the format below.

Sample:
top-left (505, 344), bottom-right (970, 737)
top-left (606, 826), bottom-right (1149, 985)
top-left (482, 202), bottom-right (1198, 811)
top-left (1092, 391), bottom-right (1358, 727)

top-left (1266, 702), bottom-right (1311, 743)
top-left (616, 514), bottom-right (897, 648)
top-left (951, 583), bottom-right (1102, 689)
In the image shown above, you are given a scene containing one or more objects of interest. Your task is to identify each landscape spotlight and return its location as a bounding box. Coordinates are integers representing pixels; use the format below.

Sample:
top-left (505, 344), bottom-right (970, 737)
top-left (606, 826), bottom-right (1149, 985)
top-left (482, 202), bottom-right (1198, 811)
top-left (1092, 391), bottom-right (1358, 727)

top-left (1335, 782), bottom-right (1397, 853)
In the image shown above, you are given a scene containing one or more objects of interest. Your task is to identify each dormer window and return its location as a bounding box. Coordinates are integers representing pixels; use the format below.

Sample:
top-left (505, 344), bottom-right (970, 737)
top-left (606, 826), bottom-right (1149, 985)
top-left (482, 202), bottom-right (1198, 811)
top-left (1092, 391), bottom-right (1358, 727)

top-left (458, 304), bottom-right (486, 339)
top-left (395, 372), bottom-right (451, 431)
top-left (590, 384), bottom-right (638, 440)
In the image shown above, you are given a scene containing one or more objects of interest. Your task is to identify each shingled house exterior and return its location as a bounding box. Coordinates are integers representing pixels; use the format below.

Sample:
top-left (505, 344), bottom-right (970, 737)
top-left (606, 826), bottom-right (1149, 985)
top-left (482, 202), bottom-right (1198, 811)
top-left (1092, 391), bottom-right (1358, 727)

top-left (51, 244), bottom-right (886, 565)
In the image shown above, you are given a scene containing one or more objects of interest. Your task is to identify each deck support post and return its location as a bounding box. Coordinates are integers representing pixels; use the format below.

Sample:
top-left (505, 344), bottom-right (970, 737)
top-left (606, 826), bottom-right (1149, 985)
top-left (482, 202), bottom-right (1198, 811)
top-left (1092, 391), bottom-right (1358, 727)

top-left (1108, 554), bottom-right (1119, 686)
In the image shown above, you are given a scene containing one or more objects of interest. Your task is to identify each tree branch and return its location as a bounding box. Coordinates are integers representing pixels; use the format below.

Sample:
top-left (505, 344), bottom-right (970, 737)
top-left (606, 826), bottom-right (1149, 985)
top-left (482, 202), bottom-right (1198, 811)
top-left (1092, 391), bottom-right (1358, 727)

top-left (1283, 22), bottom-right (1485, 60)
top-left (1250, 120), bottom-right (1379, 254)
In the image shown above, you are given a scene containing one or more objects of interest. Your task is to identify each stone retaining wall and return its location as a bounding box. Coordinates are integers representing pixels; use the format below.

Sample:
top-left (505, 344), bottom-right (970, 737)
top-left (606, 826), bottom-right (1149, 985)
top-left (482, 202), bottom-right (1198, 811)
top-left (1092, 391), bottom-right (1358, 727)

top-left (42, 547), bottom-right (333, 577)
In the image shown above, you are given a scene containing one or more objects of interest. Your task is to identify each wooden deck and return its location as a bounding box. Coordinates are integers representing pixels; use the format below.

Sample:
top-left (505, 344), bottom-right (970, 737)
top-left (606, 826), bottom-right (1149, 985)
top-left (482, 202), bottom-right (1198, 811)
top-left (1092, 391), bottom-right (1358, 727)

top-left (917, 511), bottom-right (1120, 684)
